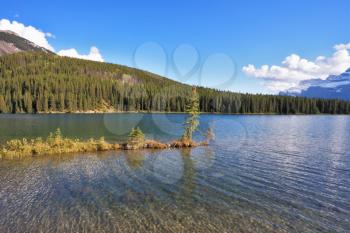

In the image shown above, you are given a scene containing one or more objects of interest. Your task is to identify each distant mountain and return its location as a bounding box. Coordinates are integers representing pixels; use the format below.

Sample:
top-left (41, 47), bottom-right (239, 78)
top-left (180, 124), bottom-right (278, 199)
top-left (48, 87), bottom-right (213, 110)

top-left (280, 69), bottom-right (350, 100)
top-left (0, 30), bottom-right (52, 56)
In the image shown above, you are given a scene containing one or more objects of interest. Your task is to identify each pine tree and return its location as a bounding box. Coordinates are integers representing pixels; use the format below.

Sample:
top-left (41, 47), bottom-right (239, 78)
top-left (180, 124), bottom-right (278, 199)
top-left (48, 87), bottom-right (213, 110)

top-left (23, 92), bottom-right (33, 113)
top-left (182, 87), bottom-right (200, 142)
top-left (0, 95), bottom-right (7, 113)
top-left (127, 127), bottom-right (145, 147)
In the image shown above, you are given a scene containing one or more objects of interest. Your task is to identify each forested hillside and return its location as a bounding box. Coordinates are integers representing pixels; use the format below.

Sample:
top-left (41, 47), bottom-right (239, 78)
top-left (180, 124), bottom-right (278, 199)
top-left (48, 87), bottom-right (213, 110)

top-left (0, 52), bottom-right (350, 114)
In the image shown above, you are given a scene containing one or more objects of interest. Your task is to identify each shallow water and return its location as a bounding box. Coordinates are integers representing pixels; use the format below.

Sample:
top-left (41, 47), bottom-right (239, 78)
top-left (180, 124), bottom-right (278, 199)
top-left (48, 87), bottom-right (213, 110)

top-left (0, 114), bottom-right (349, 232)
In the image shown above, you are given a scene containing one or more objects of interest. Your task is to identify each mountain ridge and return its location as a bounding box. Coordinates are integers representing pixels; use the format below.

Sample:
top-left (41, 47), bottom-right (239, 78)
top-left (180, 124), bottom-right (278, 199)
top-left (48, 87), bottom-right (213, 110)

top-left (281, 69), bottom-right (350, 100)
top-left (0, 30), bottom-right (52, 56)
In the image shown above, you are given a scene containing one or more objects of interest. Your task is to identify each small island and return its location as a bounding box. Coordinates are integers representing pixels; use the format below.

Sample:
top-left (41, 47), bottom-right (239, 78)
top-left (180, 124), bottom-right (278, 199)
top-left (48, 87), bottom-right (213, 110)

top-left (0, 88), bottom-right (214, 159)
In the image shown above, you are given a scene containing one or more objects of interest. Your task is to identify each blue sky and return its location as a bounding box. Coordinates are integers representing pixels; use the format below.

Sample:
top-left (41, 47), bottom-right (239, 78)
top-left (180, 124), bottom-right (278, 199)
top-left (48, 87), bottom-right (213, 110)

top-left (2, 0), bottom-right (350, 93)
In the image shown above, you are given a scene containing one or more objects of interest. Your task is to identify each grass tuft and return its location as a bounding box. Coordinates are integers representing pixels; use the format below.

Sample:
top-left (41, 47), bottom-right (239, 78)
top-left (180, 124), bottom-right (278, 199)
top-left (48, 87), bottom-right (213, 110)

top-left (0, 128), bottom-right (208, 159)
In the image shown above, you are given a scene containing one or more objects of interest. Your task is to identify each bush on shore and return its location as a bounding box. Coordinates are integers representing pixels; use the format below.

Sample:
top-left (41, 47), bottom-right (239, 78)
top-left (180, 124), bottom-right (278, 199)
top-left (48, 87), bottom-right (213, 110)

top-left (126, 127), bottom-right (145, 149)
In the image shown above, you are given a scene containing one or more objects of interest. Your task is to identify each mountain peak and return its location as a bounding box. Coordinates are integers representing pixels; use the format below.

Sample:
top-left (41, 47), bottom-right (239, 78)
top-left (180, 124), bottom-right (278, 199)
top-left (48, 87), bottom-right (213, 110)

top-left (281, 68), bottom-right (350, 100)
top-left (0, 30), bottom-right (19, 36)
top-left (0, 30), bottom-right (52, 56)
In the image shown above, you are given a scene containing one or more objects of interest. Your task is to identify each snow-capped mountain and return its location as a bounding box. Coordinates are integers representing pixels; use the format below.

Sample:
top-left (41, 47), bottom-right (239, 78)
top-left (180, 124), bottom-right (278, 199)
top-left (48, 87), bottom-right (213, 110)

top-left (280, 68), bottom-right (350, 100)
top-left (0, 30), bottom-right (51, 56)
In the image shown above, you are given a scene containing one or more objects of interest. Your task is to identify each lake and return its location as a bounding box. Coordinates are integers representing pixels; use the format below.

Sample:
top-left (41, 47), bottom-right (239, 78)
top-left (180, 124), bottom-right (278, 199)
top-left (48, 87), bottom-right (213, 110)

top-left (0, 114), bottom-right (349, 232)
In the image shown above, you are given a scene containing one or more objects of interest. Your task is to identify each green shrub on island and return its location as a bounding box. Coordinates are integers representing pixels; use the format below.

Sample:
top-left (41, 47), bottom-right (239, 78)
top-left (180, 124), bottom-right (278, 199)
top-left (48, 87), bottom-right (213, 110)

top-left (127, 127), bottom-right (145, 145)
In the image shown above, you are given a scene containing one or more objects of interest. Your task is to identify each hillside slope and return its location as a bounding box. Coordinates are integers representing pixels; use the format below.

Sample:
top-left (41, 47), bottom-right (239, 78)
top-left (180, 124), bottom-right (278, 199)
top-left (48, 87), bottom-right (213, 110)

top-left (0, 52), bottom-right (349, 114)
top-left (0, 30), bottom-right (52, 56)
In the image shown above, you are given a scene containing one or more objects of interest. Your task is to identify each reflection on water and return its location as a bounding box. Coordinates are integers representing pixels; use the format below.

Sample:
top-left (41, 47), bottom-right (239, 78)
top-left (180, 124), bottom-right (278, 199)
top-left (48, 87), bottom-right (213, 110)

top-left (125, 150), bottom-right (147, 169)
top-left (0, 115), bottom-right (350, 232)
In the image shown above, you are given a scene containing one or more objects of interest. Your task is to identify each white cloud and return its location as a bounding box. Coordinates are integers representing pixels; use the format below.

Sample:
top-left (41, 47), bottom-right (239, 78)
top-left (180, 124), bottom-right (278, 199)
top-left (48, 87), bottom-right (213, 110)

top-left (334, 43), bottom-right (350, 50)
top-left (243, 43), bottom-right (350, 92)
top-left (0, 18), bottom-right (104, 62)
top-left (58, 47), bottom-right (104, 62)
top-left (0, 19), bottom-right (54, 51)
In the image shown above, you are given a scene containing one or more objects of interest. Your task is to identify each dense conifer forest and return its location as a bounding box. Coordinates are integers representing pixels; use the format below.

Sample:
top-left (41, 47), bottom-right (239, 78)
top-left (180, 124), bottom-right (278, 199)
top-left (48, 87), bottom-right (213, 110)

top-left (0, 52), bottom-right (349, 114)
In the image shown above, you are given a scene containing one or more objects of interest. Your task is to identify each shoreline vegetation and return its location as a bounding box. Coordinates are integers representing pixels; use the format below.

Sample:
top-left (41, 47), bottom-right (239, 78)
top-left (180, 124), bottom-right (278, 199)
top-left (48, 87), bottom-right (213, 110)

top-left (2, 111), bottom-right (350, 116)
top-left (0, 128), bottom-right (210, 159)
top-left (2, 110), bottom-right (350, 115)
top-left (1, 88), bottom-right (214, 159)
top-left (1, 52), bottom-right (350, 115)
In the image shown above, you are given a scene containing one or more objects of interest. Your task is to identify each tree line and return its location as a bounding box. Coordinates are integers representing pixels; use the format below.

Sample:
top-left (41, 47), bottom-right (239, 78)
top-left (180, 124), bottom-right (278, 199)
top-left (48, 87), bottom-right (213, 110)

top-left (0, 52), bottom-right (349, 114)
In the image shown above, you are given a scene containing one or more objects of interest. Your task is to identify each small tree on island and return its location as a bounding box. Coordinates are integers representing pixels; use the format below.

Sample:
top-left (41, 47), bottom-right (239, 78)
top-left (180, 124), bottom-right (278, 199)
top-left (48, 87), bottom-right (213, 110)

top-left (127, 127), bottom-right (145, 147)
top-left (181, 87), bottom-right (200, 142)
